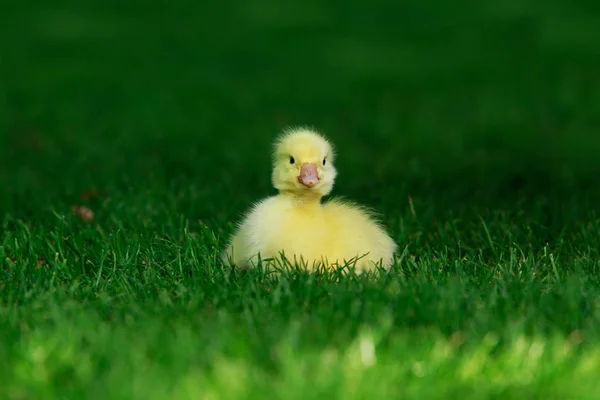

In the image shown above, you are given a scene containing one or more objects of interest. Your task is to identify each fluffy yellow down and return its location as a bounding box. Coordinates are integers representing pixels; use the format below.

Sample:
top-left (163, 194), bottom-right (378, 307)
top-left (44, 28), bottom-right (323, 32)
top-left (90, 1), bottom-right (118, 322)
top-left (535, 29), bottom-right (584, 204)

top-left (222, 127), bottom-right (397, 272)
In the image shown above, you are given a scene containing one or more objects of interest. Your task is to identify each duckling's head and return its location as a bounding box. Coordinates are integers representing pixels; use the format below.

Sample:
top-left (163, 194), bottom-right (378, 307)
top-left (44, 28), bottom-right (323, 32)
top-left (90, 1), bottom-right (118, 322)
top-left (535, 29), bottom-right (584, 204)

top-left (271, 127), bottom-right (337, 198)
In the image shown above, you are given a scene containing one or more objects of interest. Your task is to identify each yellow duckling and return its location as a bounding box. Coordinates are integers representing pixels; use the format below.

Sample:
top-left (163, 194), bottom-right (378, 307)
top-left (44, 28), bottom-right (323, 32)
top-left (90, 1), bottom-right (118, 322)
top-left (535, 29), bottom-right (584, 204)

top-left (222, 127), bottom-right (397, 272)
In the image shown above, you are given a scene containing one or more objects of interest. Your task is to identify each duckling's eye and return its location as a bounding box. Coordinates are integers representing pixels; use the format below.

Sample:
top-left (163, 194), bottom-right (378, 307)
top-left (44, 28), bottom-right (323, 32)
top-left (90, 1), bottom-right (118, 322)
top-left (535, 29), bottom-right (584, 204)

top-left (289, 156), bottom-right (295, 164)
top-left (322, 157), bottom-right (326, 166)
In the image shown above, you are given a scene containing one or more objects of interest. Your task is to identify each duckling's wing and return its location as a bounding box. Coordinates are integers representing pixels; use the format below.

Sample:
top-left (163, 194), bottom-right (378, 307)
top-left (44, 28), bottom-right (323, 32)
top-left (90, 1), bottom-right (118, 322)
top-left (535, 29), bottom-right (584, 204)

top-left (324, 196), bottom-right (397, 269)
top-left (324, 196), bottom-right (384, 224)
top-left (222, 214), bottom-right (255, 268)
top-left (222, 197), bottom-right (273, 268)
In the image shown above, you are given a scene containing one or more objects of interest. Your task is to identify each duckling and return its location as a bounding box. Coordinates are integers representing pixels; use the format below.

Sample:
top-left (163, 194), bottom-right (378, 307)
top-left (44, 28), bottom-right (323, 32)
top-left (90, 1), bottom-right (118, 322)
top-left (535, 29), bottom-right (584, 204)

top-left (222, 127), bottom-right (397, 272)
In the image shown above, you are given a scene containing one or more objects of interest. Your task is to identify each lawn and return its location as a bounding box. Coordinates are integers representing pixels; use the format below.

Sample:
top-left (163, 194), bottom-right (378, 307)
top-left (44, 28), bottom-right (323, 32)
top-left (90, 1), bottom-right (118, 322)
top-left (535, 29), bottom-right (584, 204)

top-left (2, 0), bottom-right (600, 398)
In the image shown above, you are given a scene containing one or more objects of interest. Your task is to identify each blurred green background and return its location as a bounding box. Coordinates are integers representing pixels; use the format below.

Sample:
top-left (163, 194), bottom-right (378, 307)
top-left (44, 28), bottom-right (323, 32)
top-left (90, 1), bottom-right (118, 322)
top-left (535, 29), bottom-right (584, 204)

top-left (3, 0), bottom-right (600, 224)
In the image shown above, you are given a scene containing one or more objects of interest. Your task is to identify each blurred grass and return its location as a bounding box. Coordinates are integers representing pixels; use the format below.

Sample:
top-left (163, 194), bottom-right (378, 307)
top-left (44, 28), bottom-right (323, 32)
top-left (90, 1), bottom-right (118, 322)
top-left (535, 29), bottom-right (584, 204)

top-left (2, 0), bottom-right (600, 398)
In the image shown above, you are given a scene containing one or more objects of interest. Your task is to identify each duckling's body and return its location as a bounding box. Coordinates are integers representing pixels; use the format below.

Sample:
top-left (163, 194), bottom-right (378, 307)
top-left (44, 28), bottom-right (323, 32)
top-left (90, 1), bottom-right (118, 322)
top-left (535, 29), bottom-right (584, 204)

top-left (223, 127), bottom-right (397, 272)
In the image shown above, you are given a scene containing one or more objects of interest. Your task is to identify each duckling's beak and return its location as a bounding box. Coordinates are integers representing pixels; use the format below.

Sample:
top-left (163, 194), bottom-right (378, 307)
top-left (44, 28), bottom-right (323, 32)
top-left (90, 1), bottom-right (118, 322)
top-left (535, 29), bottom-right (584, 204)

top-left (298, 163), bottom-right (319, 188)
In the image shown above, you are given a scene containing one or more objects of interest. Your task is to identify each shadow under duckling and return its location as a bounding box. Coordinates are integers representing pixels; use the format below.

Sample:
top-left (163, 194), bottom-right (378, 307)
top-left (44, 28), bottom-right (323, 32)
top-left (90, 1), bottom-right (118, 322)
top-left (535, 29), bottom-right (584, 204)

top-left (222, 127), bottom-right (397, 273)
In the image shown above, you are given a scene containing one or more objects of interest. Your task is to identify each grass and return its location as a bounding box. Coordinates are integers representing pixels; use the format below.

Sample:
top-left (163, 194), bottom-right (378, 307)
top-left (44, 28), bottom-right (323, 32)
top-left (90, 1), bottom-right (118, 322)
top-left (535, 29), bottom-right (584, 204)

top-left (2, 0), bottom-right (600, 398)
